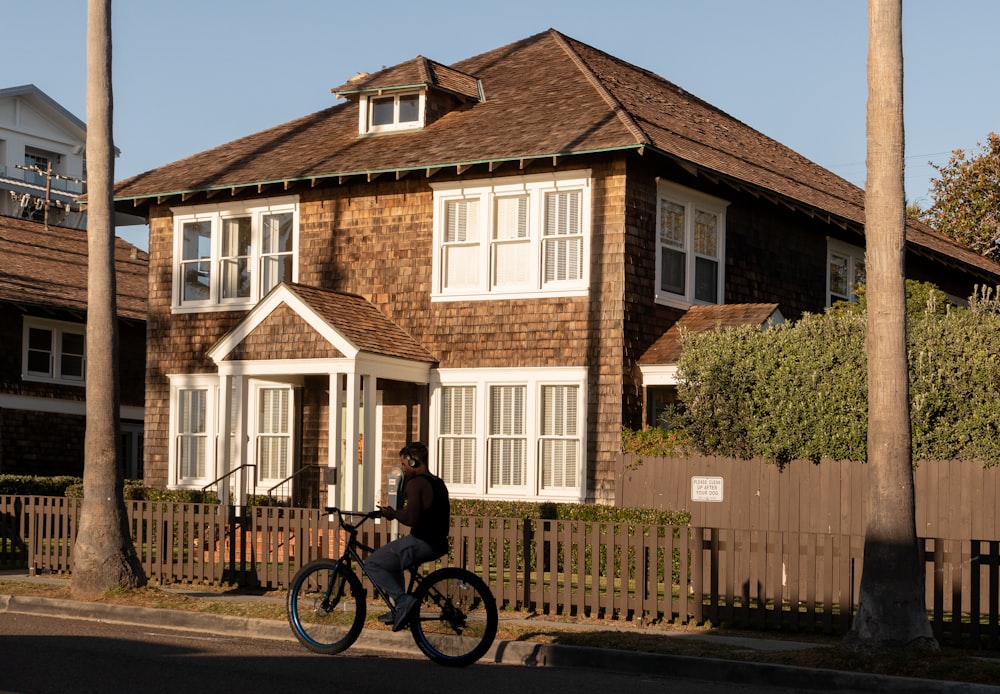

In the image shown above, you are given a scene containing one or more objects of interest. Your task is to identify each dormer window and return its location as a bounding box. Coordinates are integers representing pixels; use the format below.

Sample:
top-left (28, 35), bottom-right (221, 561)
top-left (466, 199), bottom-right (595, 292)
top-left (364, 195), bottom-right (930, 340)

top-left (362, 90), bottom-right (425, 134)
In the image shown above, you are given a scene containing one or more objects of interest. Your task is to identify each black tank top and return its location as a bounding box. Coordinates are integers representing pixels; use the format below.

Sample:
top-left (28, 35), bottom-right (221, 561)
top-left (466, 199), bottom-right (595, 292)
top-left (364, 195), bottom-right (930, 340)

top-left (410, 473), bottom-right (450, 557)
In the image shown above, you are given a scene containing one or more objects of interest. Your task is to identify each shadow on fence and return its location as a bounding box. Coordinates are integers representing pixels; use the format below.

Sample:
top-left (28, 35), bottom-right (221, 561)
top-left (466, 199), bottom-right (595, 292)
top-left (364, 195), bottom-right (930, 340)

top-left (2, 495), bottom-right (999, 650)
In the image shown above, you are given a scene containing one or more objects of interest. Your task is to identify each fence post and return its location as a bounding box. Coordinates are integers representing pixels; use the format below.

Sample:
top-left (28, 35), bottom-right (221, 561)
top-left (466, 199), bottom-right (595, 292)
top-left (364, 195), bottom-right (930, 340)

top-left (522, 518), bottom-right (533, 610)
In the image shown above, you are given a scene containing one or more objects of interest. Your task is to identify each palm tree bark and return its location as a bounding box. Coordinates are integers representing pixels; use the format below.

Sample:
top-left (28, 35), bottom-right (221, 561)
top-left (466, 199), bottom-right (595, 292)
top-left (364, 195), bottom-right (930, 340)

top-left (845, 0), bottom-right (935, 652)
top-left (70, 0), bottom-right (146, 599)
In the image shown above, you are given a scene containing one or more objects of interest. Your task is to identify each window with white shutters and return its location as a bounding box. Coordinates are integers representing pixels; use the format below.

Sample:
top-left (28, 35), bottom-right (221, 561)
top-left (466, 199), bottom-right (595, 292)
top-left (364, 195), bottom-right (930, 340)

top-left (491, 195), bottom-right (530, 288)
top-left (433, 369), bottom-right (586, 500)
top-left (542, 190), bottom-right (583, 284)
top-left (442, 199), bottom-right (480, 290)
top-left (177, 388), bottom-right (207, 482)
top-left (540, 385), bottom-right (579, 489)
top-left (488, 385), bottom-right (526, 489)
top-left (439, 386), bottom-right (477, 485)
top-left (432, 172), bottom-right (590, 300)
top-left (257, 387), bottom-right (291, 484)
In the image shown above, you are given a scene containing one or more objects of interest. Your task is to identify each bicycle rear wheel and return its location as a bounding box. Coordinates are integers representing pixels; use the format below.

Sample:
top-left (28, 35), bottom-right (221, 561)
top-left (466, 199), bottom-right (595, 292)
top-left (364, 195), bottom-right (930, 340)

top-left (287, 559), bottom-right (366, 655)
top-left (410, 567), bottom-right (498, 666)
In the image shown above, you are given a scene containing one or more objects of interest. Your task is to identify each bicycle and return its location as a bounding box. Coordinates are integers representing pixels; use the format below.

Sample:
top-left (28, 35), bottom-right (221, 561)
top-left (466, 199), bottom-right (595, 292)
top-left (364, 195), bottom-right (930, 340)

top-left (287, 507), bottom-right (498, 667)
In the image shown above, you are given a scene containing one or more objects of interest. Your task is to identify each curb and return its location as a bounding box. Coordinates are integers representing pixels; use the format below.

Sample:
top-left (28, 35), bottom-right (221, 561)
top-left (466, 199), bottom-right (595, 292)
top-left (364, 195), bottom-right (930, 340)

top-left (3, 594), bottom-right (998, 693)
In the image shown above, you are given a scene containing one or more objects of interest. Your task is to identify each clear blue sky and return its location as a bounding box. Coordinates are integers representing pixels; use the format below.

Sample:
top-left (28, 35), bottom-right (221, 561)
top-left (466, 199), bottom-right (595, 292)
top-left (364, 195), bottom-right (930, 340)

top-left (8, 1), bottom-right (999, 250)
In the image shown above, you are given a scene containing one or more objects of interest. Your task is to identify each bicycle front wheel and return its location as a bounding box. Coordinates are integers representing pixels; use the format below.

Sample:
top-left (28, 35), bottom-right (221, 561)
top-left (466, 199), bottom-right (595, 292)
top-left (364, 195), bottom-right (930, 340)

top-left (410, 567), bottom-right (498, 666)
top-left (287, 559), bottom-right (366, 655)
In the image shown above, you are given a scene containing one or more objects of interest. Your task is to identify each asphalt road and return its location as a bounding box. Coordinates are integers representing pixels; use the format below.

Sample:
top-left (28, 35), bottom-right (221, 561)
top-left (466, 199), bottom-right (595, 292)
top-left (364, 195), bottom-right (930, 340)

top-left (1, 612), bottom-right (811, 694)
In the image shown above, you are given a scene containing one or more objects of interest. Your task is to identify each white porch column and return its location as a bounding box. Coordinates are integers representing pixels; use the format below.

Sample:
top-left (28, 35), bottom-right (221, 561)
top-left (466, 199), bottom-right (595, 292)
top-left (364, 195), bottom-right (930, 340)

top-left (217, 372), bottom-right (232, 506)
top-left (343, 371), bottom-right (362, 511)
top-left (361, 372), bottom-right (376, 512)
top-left (327, 372), bottom-right (344, 508)
top-left (233, 376), bottom-right (248, 506)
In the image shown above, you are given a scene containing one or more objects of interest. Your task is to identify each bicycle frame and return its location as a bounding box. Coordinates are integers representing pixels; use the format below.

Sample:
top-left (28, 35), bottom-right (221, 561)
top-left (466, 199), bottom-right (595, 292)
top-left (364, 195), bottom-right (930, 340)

top-left (324, 507), bottom-right (422, 613)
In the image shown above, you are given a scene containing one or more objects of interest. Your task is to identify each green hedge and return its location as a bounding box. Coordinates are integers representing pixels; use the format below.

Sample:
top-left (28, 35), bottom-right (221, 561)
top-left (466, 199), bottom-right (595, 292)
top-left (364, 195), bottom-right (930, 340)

top-left (0, 475), bottom-right (82, 496)
top-left (4, 476), bottom-right (690, 525)
top-left (641, 282), bottom-right (1000, 467)
top-left (451, 498), bottom-right (690, 526)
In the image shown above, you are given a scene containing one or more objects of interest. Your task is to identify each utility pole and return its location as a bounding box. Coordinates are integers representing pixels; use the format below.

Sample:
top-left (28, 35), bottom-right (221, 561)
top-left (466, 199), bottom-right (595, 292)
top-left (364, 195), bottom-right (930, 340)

top-left (14, 162), bottom-right (85, 230)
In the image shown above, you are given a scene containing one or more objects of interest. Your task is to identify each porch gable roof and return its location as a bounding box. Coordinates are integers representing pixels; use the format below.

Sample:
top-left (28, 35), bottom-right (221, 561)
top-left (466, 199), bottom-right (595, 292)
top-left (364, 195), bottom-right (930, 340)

top-left (208, 282), bottom-right (437, 378)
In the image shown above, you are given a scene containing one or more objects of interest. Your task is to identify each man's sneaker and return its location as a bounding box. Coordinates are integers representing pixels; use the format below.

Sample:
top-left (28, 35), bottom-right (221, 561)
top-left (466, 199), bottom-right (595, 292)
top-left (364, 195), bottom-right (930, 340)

top-left (378, 612), bottom-right (394, 625)
top-left (392, 594), bottom-right (418, 632)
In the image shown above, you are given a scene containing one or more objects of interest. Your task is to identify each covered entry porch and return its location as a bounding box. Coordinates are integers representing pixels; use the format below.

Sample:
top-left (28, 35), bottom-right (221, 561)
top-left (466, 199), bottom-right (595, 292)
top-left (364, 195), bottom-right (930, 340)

top-left (205, 283), bottom-right (437, 510)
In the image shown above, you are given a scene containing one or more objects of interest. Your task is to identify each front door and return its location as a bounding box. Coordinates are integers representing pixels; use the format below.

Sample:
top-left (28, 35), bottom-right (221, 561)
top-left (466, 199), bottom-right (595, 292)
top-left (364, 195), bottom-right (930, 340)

top-left (250, 381), bottom-right (296, 498)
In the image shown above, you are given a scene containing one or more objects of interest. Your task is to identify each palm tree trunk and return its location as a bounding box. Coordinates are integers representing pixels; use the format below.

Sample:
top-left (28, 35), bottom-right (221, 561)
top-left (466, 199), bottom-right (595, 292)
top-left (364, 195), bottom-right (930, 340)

top-left (70, 0), bottom-right (146, 598)
top-left (846, 0), bottom-right (934, 652)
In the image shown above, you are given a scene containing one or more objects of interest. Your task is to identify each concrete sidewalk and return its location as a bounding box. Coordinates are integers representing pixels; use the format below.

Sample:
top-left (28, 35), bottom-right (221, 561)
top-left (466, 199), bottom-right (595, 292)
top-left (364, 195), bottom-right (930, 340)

top-left (1, 571), bottom-right (997, 693)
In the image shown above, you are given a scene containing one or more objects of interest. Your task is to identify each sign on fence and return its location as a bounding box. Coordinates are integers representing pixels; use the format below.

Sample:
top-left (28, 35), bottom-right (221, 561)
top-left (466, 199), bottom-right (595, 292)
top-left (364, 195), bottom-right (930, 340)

top-left (691, 476), bottom-right (724, 502)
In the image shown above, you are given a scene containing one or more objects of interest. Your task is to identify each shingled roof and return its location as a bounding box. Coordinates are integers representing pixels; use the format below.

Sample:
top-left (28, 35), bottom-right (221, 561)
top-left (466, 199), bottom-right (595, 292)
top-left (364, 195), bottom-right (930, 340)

top-left (284, 283), bottom-right (437, 363)
top-left (639, 303), bottom-right (783, 366)
top-left (0, 216), bottom-right (148, 321)
top-left (112, 28), bottom-right (1000, 281)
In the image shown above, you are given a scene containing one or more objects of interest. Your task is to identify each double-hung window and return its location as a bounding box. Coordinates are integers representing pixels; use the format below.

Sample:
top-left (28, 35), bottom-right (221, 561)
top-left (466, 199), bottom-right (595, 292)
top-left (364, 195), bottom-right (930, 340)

top-left (432, 171), bottom-right (591, 300)
top-left (431, 368), bottom-right (586, 501)
top-left (655, 181), bottom-right (728, 307)
top-left (827, 238), bottom-right (866, 306)
top-left (172, 197), bottom-right (297, 311)
top-left (21, 317), bottom-right (85, 385)
top-left (174, 387), bottom-right (209, 484)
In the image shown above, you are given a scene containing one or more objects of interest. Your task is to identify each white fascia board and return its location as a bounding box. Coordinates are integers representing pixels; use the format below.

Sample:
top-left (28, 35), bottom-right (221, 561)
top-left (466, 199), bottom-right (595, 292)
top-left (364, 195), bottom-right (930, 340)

top-left (638, 364), bottom-right (679, 386)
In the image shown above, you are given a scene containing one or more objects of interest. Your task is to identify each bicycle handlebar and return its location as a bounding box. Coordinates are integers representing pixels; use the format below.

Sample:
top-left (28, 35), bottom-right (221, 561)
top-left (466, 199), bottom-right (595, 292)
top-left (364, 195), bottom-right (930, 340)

top-left (323, 507), bottom-right (382, 531)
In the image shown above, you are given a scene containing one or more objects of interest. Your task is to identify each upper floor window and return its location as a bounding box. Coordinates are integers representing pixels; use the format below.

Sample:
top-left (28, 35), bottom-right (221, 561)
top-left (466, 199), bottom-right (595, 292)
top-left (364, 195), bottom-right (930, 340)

top-left (360, 90), bottom-right (425, 134)
top-left (22, 317), bottom-right (85, 386)
top-left (431, 171), bottom-right (591, 301)
top-left (172, 197), bottom-right (298, 312)
top-left (827, 238), bottom-right (866, 306)
top-left (655, 181), bottom-right (728, 308)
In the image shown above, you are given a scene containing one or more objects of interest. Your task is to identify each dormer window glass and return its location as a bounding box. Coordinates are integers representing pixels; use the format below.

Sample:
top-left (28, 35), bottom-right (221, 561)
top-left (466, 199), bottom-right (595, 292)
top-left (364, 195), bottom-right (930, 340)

top-left (363, 91), bottom-right (424, 133)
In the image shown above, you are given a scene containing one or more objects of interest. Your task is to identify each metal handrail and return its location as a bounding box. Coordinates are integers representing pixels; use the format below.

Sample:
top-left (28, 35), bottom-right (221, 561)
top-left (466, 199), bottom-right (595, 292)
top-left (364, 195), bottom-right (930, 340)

top-left (266, 464), bottom-right (321, 504)
top-left (201, 464), bottom-right (256, 498)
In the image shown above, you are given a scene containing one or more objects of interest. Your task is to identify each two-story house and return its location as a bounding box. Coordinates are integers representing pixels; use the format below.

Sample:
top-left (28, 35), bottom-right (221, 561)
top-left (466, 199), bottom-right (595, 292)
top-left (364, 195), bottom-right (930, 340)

top-left (112, 29), bottom-right (1000, 509)
top-left (0, 215), bottom-right (148, 478)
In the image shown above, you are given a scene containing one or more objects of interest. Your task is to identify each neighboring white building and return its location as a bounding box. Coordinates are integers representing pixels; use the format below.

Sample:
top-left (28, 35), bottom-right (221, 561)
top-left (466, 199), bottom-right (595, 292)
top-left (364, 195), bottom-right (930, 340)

top-left (0, 85), bottom-right (87, 228)
top-left (0, 84), bottom-right (143, 229)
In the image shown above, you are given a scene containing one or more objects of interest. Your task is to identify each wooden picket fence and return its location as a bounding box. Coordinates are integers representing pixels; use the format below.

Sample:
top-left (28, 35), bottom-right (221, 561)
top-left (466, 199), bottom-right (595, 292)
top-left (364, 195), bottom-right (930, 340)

top-left (1, 494), bottom-right (998, 650)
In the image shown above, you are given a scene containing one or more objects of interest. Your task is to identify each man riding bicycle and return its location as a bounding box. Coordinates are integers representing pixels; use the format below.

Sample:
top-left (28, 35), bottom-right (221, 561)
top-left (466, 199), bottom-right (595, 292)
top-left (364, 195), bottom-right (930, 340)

top-left (368, 442), bottom-right (451, 632)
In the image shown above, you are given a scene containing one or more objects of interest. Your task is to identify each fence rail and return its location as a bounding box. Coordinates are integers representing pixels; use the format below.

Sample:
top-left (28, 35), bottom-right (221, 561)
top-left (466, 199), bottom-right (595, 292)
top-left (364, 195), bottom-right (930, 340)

top-left (1, 495), bottom-right (998, 649)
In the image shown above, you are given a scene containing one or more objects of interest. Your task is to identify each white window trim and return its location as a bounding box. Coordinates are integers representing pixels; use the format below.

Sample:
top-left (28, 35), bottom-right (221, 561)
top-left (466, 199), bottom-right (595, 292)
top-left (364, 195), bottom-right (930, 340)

top-left (654, 180), bottom-right (728, 309)
top-left (826, 237), bottom-right (866, 307)
top-left (168, 374), bottom-right (219, 490)
top-left (358, 90), bottom-right (426, 134)
top-left (21, 316), bottom-right (86, 386)
top-left (170, 196), bottom-right (299, 313)
top-left (430, 171), bottom-right (592, 302)
top-left (429, 367), bottom-right (587, 502)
